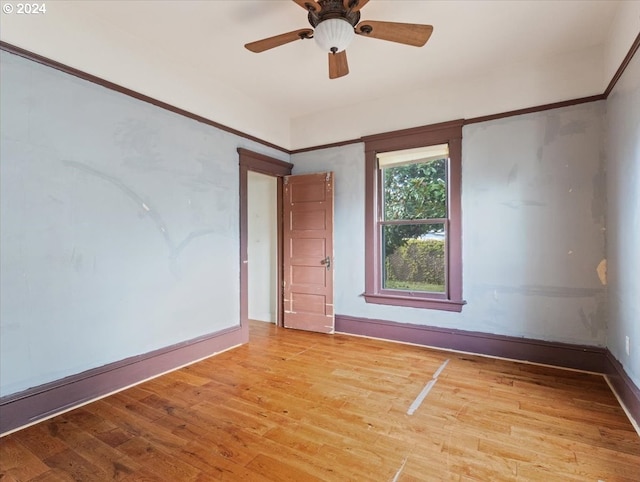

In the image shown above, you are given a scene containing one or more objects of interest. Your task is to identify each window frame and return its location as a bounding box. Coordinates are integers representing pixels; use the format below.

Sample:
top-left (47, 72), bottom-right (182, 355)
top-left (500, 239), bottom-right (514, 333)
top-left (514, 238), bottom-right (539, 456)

top-left (363, 120), bottom-right (465, 312)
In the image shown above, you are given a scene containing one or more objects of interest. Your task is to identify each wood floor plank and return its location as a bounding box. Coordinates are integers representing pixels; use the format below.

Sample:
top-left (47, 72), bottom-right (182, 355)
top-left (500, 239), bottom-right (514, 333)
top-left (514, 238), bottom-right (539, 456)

top-left (245, 453), bottom-right (325, 482)
top-left (0, 437), bottom-right (51, 480)
top-left (88, 398), bottom-right (188, 451)
top-left (117, 436), bottom-right (200, 481)
top-left (400, 454), bottom-right (462, 482)
top-left (514, 462), bottom-right (597, 482)
top-left (41, 419), bottom-right (138, 480)
top-left (28, 468), bottom-right (77, 481)
top-left (8, 423), bottom-right (68, 461)
top-left (1, 319), bottom-right (638, 481)
top-left (181, 439), bottom-right (273, 482)
top-left (42, 448), bottom-right (108, 481)
top-left (93, 426), bottom-right (135, 449)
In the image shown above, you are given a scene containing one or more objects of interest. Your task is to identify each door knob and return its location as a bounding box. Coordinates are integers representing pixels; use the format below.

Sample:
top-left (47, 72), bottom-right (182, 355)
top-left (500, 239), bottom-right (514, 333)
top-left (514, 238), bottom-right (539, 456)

top-left (320, 256), bottom-right (331, 269)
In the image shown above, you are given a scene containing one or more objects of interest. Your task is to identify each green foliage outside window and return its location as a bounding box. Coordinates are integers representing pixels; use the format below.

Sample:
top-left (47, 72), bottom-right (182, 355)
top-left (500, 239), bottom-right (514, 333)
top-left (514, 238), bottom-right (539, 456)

top-left (382, 158), bottom-right (446, 255)
top-left (381, 158), bottom-right (447, 293)
top-left (385, 238), bottom-right (445, 292)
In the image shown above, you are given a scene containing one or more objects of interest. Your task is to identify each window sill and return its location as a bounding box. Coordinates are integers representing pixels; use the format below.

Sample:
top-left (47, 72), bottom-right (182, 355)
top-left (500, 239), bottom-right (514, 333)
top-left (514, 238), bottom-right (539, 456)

top-left (363, 292), bottom-right (466, 312)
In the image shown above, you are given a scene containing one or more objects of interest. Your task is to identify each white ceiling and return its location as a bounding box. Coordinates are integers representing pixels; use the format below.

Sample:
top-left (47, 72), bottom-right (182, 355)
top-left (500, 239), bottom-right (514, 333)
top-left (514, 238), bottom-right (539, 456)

top-left (1, 0), bottom-right (636, 150)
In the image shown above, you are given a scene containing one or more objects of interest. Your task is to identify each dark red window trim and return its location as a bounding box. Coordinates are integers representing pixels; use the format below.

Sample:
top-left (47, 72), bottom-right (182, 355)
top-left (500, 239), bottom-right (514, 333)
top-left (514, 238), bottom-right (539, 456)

top-left (362, 120), bottom-right (465, 312)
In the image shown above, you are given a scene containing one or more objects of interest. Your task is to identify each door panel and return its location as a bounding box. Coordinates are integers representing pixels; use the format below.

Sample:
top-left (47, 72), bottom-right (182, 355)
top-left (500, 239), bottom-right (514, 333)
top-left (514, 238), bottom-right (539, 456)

top-left (291, 238), bottom-right (325, 257)
top-left (292, 293), bottom-right (326, 314)
top-left (283, 172), bottom-right (334, 333)
top-left (292, 266), bottom-right (326, 285)
top-left (290, 180), bottom-right (327, 203)
top-left (291, 210), bottom-right (327, 230)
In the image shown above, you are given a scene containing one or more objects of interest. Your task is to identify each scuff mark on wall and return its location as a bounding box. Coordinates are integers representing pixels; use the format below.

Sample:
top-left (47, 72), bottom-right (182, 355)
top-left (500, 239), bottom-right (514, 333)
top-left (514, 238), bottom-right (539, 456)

top-left (597, 259), bottom-right (607, 285)
top-left (73, 253), bottom-right (83, 273)
top-left (63, 160), bottom-right (172, 244)
top-left (172, 228), bottom-right (218, 260)
top-left (63, 160), bottom-right (215, 275)
top-left (500, 200), bottom-right (547, 209)
top-left (69, 247), bottom-right (83, 272)
top-left (579, 303), bottom-right (606, 338)
top-left (591, 154), bottom-right (607, 224)
top-left (114, 118), bottom-right (161, 168)
top-left (488, 284), bottom-right (603, 298)
top-left (544, 115), bottom-right (589, 145)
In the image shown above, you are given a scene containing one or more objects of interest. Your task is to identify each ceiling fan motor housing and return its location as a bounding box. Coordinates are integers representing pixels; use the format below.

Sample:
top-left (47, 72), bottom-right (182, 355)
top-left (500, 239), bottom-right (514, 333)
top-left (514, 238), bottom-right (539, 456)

top-left (308, 0), bottom-right (361, 53)
top-left (307, 0), bottom-right (361, 28)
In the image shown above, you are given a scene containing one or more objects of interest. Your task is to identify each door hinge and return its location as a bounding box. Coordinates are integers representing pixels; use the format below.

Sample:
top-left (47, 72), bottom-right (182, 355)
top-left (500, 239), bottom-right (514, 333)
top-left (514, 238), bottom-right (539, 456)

top-left (321, 256), bottom-right (331, 270)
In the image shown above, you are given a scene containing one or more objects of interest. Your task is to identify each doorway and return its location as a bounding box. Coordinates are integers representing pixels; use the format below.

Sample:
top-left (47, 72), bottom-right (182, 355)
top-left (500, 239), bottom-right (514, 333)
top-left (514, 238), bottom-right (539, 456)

top-left (247, 171), bottom-right (278, 323)
top-left (239, 148), bottom-right (335, 339)
top-left (238, 148), bottom-right (293, 341)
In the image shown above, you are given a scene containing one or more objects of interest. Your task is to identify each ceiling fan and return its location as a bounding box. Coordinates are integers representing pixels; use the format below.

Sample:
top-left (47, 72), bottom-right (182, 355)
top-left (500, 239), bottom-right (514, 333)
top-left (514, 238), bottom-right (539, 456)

top-left (244, 0), bottom-right (433, 79)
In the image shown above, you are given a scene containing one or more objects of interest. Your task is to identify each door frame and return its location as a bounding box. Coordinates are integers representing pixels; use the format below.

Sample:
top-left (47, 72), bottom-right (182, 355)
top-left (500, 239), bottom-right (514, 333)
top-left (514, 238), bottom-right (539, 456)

top-left (238, 148), bottom-right (293, 340)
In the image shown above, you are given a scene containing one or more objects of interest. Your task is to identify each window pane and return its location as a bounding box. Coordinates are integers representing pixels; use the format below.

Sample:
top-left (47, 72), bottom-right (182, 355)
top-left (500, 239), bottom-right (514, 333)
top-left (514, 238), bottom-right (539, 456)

top-left (382, 158), bottom-right (447, 221)
top-left (382, 223), bottom-right (445, 293)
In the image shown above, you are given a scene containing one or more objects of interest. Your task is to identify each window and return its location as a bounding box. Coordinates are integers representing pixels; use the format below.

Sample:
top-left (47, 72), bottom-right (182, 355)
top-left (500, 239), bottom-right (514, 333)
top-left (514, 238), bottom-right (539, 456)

top-left (379, 144), bottom-right (448, 293)
top-left (363, 120), bottom-right (465, 311)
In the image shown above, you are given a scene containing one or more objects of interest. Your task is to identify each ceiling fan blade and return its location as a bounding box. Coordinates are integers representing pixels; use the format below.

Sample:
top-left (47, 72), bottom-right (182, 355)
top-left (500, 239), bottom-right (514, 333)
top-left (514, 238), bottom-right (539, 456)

top-left (355, 21), bottom-right (433, 47)
top-left (343, 0), bottom-right (370, 12)
top-left (245, 29), bottom-right (314, 53)
top-left (292, 0), bottom-right (321, 13)
top-left (328, 50), bottom-right (349, 79)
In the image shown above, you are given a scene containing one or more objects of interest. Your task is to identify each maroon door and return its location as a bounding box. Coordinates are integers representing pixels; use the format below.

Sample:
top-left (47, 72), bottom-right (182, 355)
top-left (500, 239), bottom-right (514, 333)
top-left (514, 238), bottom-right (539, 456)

top-left (282, 172), bottom-right (335, 333)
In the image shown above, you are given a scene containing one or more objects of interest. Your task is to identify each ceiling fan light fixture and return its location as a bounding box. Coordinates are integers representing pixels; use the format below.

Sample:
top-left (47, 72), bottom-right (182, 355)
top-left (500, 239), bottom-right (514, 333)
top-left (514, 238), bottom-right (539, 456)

top-left (314, 18), bottom-right (354, 53)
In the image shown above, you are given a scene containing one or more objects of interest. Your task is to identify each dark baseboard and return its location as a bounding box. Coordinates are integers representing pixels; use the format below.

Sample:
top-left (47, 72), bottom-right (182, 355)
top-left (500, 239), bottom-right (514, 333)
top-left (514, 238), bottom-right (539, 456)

top-left (0, 325), bottom-right (245, 436)
top-left (336, 315), bottom-right (607, 372)
top-left (604, 351), bottom-right (640, 426)
top-left (335, 314), bottom-right (639, 427)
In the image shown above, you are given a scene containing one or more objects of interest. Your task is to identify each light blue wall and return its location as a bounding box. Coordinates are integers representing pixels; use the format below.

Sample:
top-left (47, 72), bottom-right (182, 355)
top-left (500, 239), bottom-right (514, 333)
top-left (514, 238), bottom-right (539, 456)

top-left (606, 49), bottom-right (640, 387)
top-left (2, 44), bottom-right (633, 399)
top-left (0, 51), bottom-right (288, 397)
top-left (292, 102), bottom-right (607, 347)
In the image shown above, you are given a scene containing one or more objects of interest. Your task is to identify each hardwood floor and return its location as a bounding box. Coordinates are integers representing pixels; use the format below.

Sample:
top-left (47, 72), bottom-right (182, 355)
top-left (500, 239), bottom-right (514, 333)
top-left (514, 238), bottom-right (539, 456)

top-left (1, 320), bottom-right (639, 481)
